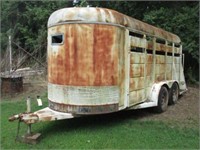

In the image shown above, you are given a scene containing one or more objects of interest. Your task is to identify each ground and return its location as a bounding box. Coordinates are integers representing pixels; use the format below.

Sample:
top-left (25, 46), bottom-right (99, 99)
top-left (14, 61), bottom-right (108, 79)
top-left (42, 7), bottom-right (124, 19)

top-left (1, 75), bottom-right (199, 129)
top-left (135, 86), bottom-right (199, 128)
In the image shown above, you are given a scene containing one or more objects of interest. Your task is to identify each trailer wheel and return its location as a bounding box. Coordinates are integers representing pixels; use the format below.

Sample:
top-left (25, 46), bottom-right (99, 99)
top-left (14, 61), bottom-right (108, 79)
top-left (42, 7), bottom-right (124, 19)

top-left (169, 82), bottom-right (179, 105)
top-left (154, 86), bottom-right (169, 113)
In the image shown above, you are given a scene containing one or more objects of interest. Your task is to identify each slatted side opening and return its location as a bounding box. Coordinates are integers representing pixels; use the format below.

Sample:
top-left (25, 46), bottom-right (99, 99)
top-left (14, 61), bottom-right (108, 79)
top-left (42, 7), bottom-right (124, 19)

top-left (130, 36), bottom-right (181, 53)
top-left (129, 31), bottom-right (181, 106)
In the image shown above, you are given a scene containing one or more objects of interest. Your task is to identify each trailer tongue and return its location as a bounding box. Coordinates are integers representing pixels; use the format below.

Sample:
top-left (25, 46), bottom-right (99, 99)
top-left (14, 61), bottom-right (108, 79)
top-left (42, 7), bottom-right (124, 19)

top-left (8, 97), bottom-right (79, 144)
top-left (9, 107), bottom-right (77, 124)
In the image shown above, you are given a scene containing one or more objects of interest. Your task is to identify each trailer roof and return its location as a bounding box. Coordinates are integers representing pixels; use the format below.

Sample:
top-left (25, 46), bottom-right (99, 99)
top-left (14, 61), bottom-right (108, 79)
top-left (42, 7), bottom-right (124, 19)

top-left (48, 7), bottom-right (181, 43)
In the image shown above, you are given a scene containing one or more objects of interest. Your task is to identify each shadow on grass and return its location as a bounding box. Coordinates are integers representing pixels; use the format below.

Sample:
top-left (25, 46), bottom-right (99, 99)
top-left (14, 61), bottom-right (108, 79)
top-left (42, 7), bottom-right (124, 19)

top-left (39, 108), bottom-right (155, 138)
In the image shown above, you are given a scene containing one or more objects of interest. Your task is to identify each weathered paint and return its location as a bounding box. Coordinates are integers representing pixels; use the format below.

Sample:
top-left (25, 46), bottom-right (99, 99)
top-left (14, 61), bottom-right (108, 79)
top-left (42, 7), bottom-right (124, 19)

top-left (119, 29), bottom-right (130, 109)
top-left (48, 22), bottom-right (126, 114)
top-left (131, 36), bottom-right (147, 49)
top-left (156, 55), bottom-right (165, 64)
top-left (49, 100), bottom-right (119, 115)
top-left (48, 83), bottom-right (119, 105)
top-left (130, 64), bottom-right (144, 78)
top-left (129, 88), bottom-right (146, 105)
top-left (129, 77), bottom-right (145, 91)
top-left (48, 7), bottom-right (181, 43)
top-left (9, 107), bottom-right (76, 124)
top-left (130, 52), bottom-right (145, 64)
top-left (48, 24), bottom-right (119, 86)
top-left (47, 7), bottom-right (186, 114)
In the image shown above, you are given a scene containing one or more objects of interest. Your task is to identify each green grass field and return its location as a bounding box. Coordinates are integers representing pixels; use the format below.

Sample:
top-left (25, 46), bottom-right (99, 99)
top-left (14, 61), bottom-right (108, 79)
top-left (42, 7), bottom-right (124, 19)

top-left (1, 94), bottom-right (199, 149)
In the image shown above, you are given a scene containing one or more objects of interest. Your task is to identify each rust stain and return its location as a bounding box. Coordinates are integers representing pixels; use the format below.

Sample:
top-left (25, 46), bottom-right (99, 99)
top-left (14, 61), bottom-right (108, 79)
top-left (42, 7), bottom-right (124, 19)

top-left (48, 8), bottom-right (181, 43)
top-left (146, 64), bottom-right (153, 76)
top-left (156, 55), bottom-right (165, 64)
top-left (93, 24), bottom-right (116, 85)
top-left (130, 64), bottom-right (144, 78)
top-left (48, 24), bottom-right (119, 86)
top-left (147, 55), bottom-right (153, 63)
top-left (129, 77), bottom-right (144, 91)
top-left (156, 74), bottom-right (165, 82)
top-left (40, 116), bottom-right (53, 121)
top-left (48, 99), bottom-right (119, 114)
top-left (147, 42), bottom-right (153, 50)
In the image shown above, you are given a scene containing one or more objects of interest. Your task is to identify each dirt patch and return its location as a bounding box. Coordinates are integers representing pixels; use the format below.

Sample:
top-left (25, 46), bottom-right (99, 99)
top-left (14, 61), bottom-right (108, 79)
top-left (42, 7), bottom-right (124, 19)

top-left (139, 86), bottom-right (199, 128)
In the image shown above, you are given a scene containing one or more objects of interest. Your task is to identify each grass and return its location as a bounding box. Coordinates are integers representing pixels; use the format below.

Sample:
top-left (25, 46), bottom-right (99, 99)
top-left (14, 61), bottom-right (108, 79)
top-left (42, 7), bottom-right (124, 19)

top-left (1, 94), bottom-right (199, 149)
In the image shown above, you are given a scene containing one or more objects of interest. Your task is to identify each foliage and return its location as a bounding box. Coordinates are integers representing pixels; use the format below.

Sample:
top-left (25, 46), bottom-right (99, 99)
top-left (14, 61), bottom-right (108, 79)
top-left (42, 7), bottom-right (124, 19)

top-left (0, 1), bottom-right (199, 82)
top-left (74, 0), bottom-right (89, 7)
top-left (1, 1), bottom-right (72, 53)
top-left (142, 2), bottom-right (199, 83)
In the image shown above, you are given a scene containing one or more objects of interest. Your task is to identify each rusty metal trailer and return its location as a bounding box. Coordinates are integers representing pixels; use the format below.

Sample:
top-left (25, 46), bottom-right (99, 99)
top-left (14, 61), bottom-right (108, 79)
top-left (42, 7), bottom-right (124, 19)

top-left (9, 7), bottom-right (187, 143)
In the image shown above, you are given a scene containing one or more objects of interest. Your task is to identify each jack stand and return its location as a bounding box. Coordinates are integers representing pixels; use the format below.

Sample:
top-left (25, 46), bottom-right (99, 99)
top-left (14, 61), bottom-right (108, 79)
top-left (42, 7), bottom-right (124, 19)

top-left (19, 132), bottom-right (41, 145)
top-left (16, 123), bottom-right (41, 144)
top-left (22, 124), bottom-right (41, 144)
top-left (16, 97), bottom-right (41, 144)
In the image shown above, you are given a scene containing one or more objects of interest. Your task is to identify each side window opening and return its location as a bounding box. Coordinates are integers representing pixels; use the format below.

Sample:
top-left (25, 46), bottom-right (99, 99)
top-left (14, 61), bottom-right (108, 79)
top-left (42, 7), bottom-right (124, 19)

top-left (129, 31), bottom-right (143, 38)
top-left (175, 43), bottom-right (180, 48)
top-left (51, 34), bottom-right (63, 45)
top-left (131, 47), bottom-right (144, 53)
top-left (156, 38), bottom-right (165, 44)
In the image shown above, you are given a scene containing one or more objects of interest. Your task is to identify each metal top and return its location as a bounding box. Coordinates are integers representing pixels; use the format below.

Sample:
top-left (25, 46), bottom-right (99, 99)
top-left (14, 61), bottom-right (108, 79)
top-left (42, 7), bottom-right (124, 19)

top-left (48, 7), bottom-right (181, 43)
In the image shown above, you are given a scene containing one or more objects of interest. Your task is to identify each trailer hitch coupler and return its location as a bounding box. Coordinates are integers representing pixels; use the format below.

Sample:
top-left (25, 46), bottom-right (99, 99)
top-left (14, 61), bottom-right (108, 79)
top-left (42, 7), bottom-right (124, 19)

top-left (8, 114), bottom-right (20, 122)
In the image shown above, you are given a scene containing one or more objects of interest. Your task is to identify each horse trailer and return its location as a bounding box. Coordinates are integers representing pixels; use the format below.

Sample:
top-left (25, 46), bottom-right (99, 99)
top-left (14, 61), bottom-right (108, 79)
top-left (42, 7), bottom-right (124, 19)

top-left (9, 7), bottom-right (187, 143)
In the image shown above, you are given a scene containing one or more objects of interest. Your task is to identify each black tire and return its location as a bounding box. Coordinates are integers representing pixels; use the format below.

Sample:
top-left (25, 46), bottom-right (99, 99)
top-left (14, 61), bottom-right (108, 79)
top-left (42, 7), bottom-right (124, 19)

top-left (169, 82), bottom-right (179, 105)
top-left (154, 86), bottom-right (169, 113)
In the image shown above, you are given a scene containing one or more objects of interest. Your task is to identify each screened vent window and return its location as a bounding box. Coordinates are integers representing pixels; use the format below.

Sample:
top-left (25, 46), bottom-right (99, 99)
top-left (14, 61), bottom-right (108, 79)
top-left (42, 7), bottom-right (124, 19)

top-left (52, 34), bottom-right (63, 44)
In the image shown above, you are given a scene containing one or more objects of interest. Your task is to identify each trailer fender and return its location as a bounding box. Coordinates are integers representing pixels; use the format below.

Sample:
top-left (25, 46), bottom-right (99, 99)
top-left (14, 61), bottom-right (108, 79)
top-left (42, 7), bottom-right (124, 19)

top-left (148, 80), bottom-right (177, 106)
